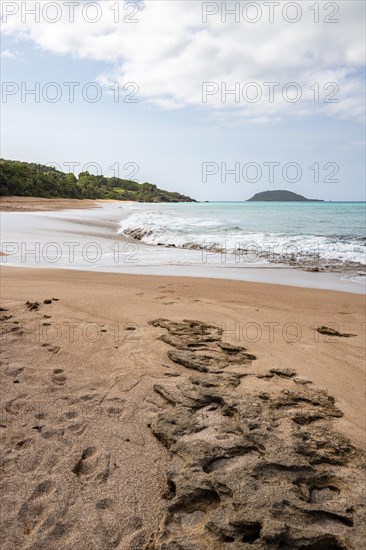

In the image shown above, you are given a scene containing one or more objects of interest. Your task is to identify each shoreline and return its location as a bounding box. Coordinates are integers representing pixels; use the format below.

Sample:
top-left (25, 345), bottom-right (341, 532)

top-left (1, 200), bottom-right (365, 294)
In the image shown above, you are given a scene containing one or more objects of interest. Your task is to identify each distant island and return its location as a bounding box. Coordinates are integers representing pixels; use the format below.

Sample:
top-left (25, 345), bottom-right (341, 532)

top-left (0, 159), bottom-right (195, 203)
top-left (247, 190), bottom-right (323, 202)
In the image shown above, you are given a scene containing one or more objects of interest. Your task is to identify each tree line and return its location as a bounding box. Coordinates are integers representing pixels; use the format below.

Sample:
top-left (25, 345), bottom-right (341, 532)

top-left (0, 159), bottom-right (195, 202)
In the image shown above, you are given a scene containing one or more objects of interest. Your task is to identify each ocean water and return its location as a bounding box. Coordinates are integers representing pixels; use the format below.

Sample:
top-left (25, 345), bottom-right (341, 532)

top-left (119, 202), bottom-right (366, 267)
top-left (1, 202), bottom-right (365, 292)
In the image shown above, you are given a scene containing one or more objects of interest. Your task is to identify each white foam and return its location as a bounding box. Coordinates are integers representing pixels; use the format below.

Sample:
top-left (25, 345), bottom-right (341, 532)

top-left (119, 210), bottom-right (366, 266)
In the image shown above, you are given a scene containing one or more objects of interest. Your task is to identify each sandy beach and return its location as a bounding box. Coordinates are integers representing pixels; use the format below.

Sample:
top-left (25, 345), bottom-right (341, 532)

top-left (1, 264), bottom-right (365, 549)
top-left (0, 196), bottom-right (100, 213)
top-left (0, 197), bottom-right (137, 213)
top-left (2, 1), bottom-right (364, 545)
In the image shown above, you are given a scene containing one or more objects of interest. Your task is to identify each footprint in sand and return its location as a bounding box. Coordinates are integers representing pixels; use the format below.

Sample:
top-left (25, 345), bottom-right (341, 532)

top-left (51, 369), bottom-right (67, 386)
top-left (0, 314), bottom-right (12, 321)
top-left (30, 480), bottom-right (54, 500)
top-left (72, 447), bottom-right (113, 483)
top-left (42, 343), bottom-right (61, 354)
top-left (72, 446), bottom-right (98, 476)
top-left (16, 450), bottom-right (42, 474)
top-left (67, 422), bottom-right (87, 436)
top-left (4, 366), bottom-right (24, 379)
top-left (64, 411), bottom-right (78, 419)
top-left (17, 500), bottom-right (46, 533)
top-left (26, 301), bottom-right (40, 311)
top-left (96, 498), bottom-right (114, 510)
top-left (5, 395), bottom-right (29, 416)
top-left (16, 480), bottom-right (55, 535)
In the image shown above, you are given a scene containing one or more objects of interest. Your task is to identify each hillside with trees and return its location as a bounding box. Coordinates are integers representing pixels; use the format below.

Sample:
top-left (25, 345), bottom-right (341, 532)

top-left (0, 159), bottom-right (195, 203)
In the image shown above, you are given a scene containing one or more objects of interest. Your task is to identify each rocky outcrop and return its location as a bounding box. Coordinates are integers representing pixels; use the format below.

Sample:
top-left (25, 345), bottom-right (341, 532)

top-left (146, 319), bottom-right (365, 550)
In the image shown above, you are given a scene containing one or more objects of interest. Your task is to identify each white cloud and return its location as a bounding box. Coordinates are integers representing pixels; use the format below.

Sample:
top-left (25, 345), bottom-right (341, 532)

top-left (1, 48), bottom-right (17, 59)
top-left (2, 0), bottom-right (365, 121)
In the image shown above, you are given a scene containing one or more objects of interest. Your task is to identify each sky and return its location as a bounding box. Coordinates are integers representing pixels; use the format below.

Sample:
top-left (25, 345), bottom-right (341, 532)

top-left (1, 0), bottom-right (365, 201)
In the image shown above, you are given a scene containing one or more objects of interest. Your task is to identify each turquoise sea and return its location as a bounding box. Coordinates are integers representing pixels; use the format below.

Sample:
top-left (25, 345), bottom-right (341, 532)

top-left (120, 202), bottom-right (366, 267)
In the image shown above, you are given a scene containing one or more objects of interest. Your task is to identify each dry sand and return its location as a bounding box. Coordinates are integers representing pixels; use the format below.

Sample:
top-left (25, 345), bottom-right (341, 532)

top-left (0, 196), bottom-right (99, 212)
top-left (0, 267), bottom-right (365, 549)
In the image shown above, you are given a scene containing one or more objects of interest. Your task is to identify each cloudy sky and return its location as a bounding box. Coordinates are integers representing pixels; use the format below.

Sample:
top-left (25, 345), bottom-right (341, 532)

top-left (1, 0), bottom-right (365, 200)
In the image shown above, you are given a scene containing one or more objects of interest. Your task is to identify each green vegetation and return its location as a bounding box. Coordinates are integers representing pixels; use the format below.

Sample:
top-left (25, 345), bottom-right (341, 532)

top-left (247, 190), bottom-right (323, 202)
top-left (0, 159), bottom-right (195, 202)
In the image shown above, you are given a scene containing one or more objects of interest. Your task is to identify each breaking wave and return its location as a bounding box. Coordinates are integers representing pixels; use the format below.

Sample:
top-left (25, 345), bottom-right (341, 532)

top-left (119, 208), bottom-right (366, 267)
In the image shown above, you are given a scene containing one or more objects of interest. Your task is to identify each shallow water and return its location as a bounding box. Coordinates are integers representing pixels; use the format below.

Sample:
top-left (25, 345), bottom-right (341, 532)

top-left (1, 202), bottom-right (365, 294)
top-left (119, 201), bottom-right (366, 266)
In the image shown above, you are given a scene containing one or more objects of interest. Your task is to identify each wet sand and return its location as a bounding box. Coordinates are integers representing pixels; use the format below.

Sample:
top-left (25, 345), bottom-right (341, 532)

top-left (1, 200), bottom-right (364, 294)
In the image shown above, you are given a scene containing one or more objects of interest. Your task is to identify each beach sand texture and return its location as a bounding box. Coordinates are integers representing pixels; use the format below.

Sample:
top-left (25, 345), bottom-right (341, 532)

top-left (0, 267), bottom-right (365, 549)
top-left (0, 196), bottom-right (99, 212)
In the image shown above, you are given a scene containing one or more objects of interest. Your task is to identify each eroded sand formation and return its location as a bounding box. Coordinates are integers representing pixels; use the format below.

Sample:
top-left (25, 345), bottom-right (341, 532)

top-left (146, 319), bottom-right (365, 550)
